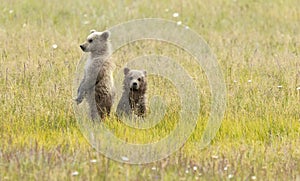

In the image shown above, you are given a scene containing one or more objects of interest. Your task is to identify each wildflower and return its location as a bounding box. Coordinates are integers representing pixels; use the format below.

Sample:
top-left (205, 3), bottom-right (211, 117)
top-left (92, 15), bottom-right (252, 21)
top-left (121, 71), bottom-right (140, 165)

top-left (177, 21), bottom-right (182, 26)
top-left (90, 159), bottom-right (97, 163)
top-left (121, 156), bottom-right (129, 161)
top-left (224, 166), bottom-right (228, 171)
top-left (185, 26), bottom-right (189, 30)
top-left (151, 166), bottom-right (156, 170)
top-left (233, 80), bottom-right (238, 83)
top-left (71, 171), bottom-right (79, 176)
top-left (297, 87), bottom-right (300, 90)
top-left (165, 8), bottom-right (169, 12)
top-left (173, 12), bottom-right (179, 18)
top-left (193, 166), bottom-right (197, 171)
top-left (228, 174), bottom-right (234, 179)
top-left (185, 169), bottom-right (189, 174)
top-left (211, 155), bottom-right (218, 159)
top-left (248, 80), bottom-right (252, 83)
top-left (9, 10), bottom-right (14, 14)
top-left (52, 44), bottom-right (58, 49)
top-left (251, 176), bottom-right (256, 180)
top-left (277, 85), bottom-right (283, 89)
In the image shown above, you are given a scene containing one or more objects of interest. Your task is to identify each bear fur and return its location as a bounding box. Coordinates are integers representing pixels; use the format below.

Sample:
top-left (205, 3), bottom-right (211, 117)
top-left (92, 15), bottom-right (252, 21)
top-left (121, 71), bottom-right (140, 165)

top-left (76, 30), bottom-right (115, 120)
top-left (117, 67), bottom-right (147, 118)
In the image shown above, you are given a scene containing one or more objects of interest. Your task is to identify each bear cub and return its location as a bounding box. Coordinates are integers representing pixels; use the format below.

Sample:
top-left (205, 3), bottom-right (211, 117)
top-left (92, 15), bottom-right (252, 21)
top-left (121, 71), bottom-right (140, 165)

top-left (117, 67), bottom-right (147, 118)
top-left (76, 30), bottom-right (115, 120)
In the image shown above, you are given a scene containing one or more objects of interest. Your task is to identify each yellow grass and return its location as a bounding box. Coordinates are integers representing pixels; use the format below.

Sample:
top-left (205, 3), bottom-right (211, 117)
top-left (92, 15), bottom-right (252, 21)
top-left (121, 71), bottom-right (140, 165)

top-left (0, 0), bottom-right (299, 180)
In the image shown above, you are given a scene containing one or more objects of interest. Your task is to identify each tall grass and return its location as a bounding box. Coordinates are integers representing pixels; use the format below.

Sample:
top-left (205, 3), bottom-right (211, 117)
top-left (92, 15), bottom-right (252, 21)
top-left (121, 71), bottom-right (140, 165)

top-left (0, 0), bottom-right (299, 180)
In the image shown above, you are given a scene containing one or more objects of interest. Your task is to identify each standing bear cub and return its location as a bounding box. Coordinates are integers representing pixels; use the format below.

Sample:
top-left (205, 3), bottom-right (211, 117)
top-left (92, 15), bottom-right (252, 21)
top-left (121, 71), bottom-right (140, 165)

top-left (76, 30), bottom-right (115, 120)
top-left (117, 67), bottom-right (147, 118)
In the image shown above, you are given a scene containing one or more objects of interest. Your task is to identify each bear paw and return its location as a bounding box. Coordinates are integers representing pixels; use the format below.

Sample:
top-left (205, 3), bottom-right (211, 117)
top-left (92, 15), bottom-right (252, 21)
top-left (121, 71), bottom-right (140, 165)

top-left (75, 96), bottom-right (84, 105)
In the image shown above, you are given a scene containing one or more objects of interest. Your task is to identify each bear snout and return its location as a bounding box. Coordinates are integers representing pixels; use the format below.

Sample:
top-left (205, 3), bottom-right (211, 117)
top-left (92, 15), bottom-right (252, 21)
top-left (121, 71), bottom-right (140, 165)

top-left (130, 82), bottom-right (139, 91)
top-left (80, 44), bottom-right (86, 51)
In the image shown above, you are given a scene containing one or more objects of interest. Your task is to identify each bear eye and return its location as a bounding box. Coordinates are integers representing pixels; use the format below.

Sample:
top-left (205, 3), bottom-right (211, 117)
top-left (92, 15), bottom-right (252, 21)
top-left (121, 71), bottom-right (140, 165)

top-left (88, 39), bottom-right (93, 43)
top-left (129, 77), bottom-right (133, 80)
top-left (137, 78), bottom-right (141, 81)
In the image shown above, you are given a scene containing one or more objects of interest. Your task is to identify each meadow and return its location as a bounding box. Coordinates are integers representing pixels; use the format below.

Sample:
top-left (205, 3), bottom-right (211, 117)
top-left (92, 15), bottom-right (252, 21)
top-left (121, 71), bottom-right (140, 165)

top-left (0, 0), bottom-right (299, 180)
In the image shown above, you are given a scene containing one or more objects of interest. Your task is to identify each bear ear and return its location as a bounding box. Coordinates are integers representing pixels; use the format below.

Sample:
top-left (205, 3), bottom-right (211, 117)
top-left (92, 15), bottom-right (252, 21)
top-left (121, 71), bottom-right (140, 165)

top-left (90, 29), bottom-right (96, 34)
top-left (143, 70), bottom-right (147, 77)
top-left (101, 30), bottom-right (110, 40)
top-left (124, 67), bottom-right (130, 75)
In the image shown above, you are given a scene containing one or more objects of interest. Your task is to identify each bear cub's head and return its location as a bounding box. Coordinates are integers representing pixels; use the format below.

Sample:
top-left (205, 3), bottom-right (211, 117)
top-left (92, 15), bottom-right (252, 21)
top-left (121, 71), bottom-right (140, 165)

top-left (123, 67), bottom-right (147, 92)
top-left (80, 30), bottom-right (110, 53)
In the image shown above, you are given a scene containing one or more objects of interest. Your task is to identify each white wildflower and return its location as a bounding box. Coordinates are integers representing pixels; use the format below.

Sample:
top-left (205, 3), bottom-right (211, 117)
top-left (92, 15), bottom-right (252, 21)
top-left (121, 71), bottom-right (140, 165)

top-left (90, 159), bottom-right (97, 163)
top-left (251, 176), bottom-right (256, 180)
top-left (211, 155), bottom-right (218, 159)
top-left (228, 174), bottom-right (234, 179)
top-left (173, 12), bottom-right (179, 18)
top-left (193, 166), bottom-right (197, 171)
top-left (121, 156), bottom-right (129, 161)
top-left (52, 44), bottom-right (58, 49)
top-left (71, 171), bottom-right (79, 176)
top-left (177, 21), bottom-right (182, 26)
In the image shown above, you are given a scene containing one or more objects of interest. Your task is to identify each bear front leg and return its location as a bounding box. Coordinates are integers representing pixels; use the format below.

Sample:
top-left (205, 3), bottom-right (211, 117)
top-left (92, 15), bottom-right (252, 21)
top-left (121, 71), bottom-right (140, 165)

top-left (76, 77), bottom-right (86, 104)
top-left (76, 72), bottom-right (97, 105)
top-left (75, 92), bottom-right (84, 104)
top-left (139, 104), bottom-right (146, 117)
top-left (138, 95), bottom-right (147, 117)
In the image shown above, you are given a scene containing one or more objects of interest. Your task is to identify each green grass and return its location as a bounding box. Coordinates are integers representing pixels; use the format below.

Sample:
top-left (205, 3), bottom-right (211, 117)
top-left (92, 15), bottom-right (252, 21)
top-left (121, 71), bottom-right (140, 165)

top-left (1, 0), bottom-right (300, 180)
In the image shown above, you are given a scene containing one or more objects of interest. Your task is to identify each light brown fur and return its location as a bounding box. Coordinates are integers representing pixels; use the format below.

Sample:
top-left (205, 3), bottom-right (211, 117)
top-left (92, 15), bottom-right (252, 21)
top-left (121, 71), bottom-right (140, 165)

top-left (76, 30), bottom-right (115, 120)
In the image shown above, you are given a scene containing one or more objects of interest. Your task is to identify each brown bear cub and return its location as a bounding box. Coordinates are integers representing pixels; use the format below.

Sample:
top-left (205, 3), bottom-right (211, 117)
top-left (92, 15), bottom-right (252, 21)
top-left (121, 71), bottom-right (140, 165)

top-left (117, 67), bottom-right (147, 118)
top-left (76, 30), bottom-right (115, 120)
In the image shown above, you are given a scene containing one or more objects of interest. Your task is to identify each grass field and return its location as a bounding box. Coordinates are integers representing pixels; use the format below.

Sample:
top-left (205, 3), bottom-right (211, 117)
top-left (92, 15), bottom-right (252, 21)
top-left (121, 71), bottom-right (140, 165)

top-left (0, 0), bottom-right (300, 180)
